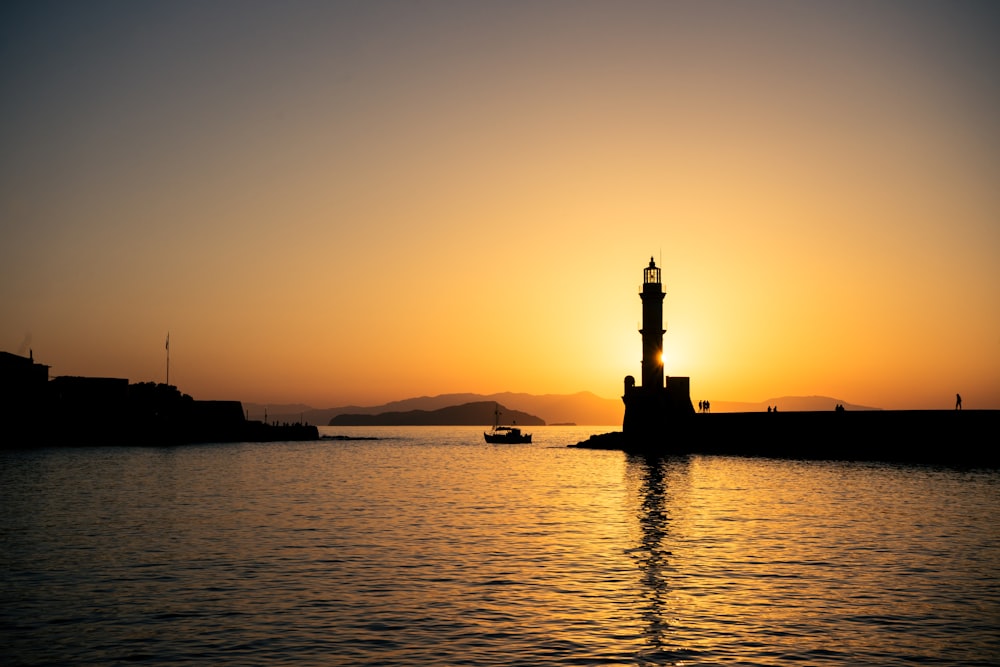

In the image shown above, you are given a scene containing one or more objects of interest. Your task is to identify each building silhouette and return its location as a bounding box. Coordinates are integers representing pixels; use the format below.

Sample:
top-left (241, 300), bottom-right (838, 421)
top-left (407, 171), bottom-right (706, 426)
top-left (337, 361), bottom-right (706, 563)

top-left (622, 258), bottom-right (694, 440)
top-left (0, 350), bottom-right (317, 446)
top-left (0, 350), bottom-right (49, 434)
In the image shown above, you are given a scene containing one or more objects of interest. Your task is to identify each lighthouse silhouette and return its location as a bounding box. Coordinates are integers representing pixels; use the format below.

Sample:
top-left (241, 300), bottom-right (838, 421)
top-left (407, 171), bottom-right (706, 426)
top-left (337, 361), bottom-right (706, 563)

top-left (622, 257), bottom-right (695, 439)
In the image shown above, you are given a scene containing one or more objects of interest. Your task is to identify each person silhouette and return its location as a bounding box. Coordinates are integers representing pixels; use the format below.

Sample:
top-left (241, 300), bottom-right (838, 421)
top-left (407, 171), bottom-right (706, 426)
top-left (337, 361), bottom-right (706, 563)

top-left (956, 393), bottom-right (962, 410)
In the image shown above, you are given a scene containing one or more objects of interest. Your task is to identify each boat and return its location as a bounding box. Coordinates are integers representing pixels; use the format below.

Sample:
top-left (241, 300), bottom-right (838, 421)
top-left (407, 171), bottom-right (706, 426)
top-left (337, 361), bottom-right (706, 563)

top-left (484, 404), bottom-right (532, 444)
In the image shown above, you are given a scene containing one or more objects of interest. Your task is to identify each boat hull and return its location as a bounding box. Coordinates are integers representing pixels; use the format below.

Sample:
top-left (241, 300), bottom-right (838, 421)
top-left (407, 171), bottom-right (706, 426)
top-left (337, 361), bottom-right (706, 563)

top-left (484, 431), bottom-right (532, 444)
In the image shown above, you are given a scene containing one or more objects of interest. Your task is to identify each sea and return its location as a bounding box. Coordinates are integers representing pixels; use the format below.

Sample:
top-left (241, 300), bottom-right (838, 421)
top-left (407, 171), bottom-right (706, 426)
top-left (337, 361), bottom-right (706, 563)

top-left (2, 425), bottom-right (998, 666)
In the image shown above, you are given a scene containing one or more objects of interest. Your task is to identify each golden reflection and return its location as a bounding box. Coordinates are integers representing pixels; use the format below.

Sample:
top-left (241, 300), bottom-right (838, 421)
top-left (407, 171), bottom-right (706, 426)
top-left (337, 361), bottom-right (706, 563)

top-left (625, 454), bottom-right (691, 662)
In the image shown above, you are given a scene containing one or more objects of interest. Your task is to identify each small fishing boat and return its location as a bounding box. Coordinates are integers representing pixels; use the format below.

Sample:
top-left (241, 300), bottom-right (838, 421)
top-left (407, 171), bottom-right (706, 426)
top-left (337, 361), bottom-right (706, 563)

top-left (484, 404), bottom-right (532, 444)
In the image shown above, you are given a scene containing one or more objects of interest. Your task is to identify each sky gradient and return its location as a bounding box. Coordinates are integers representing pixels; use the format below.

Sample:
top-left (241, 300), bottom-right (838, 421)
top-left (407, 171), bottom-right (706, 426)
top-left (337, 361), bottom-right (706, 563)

top-left (2, 1), bottom-right (998, 410)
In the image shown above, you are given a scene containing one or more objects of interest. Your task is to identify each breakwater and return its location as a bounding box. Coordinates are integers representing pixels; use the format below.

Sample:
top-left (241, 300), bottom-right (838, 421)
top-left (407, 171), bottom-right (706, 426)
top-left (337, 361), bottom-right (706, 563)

top-left (12, 413), bottom-right (319, 448)
top-left (572, 410), bottom-right (999, 466)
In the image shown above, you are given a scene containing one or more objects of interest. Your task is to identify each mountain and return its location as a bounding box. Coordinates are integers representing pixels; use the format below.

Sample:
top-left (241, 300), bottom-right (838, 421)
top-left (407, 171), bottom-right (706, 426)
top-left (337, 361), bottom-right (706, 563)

top-left (244, 393), bottom-right (880, 426)
top-left (246, 391), bottom-right (624, 426)
top-left (329, 401), bottom-right (544, 426)
top-left (710, 396), bottom-right (881, 412)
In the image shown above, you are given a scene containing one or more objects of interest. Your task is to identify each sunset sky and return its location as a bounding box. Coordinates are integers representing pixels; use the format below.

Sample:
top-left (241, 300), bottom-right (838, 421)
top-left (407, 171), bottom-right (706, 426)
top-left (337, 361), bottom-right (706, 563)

top-left (2, 1), bottom-right (998, 410)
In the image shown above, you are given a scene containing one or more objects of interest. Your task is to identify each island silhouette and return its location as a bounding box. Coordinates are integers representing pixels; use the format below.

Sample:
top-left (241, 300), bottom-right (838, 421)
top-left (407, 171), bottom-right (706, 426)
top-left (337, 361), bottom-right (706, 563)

top-left (329, 401), bottom-right (544, 426)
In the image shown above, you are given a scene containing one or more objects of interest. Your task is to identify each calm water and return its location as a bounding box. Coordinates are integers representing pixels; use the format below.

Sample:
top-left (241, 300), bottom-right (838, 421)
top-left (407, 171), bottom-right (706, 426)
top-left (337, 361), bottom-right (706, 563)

top-left (2, 426), bottom-right (998, 666)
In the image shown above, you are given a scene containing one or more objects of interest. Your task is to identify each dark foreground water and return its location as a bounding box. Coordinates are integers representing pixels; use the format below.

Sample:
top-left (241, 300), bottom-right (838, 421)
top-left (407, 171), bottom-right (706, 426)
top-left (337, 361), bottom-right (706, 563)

top-left (2, 426), bottom-right (998, 666)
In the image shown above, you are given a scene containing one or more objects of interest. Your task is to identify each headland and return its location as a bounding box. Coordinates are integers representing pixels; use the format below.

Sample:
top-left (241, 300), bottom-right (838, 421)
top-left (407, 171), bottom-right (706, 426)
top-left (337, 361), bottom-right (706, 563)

top-left (329, 401), bottom-right (544, 426)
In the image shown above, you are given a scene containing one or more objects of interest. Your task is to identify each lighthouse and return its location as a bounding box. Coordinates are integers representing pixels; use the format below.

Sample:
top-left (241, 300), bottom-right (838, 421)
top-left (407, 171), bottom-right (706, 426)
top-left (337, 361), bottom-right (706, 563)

top-left (622, 257), bottom-right (694, 440)
top-left (640, 257), bottom-right (666, 391)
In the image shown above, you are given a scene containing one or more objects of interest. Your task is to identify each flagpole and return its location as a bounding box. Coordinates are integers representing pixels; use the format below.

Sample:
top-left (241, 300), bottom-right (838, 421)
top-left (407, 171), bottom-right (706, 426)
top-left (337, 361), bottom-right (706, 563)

top-left (166, 332), bottom-right (170, 387)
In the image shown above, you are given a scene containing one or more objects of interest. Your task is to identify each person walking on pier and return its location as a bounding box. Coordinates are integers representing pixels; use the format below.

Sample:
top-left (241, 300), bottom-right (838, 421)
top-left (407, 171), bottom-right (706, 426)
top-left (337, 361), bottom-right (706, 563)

top-left (956, 393), bottom-right (962, 410)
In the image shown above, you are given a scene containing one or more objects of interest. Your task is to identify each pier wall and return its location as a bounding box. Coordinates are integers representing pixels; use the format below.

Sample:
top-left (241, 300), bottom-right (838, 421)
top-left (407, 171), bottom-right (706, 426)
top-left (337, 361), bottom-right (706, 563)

top-left (575, 410), bottom-right (999, 466)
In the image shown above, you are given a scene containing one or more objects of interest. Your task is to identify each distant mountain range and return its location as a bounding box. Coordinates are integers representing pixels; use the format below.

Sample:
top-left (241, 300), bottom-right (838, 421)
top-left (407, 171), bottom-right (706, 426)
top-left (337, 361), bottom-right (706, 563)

top-left (246, 392), bottom-right (622, 426)
top-left (244, 392), bottom-right (879, 426)
top-left (712, 396), bottom-right (880, 413)
top-left (329, 401), bottom-right (544, 426)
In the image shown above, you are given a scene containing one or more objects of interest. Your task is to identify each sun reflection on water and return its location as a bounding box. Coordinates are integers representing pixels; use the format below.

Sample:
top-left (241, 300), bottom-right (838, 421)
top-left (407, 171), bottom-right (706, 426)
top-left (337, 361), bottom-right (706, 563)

top-left (1, 433), bottom-right (997, 665)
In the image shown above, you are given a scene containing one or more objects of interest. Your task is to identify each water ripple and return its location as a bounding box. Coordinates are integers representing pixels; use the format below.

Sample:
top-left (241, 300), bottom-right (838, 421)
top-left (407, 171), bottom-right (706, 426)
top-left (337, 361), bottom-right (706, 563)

top-left (2, 429), bottom-right (998, 665)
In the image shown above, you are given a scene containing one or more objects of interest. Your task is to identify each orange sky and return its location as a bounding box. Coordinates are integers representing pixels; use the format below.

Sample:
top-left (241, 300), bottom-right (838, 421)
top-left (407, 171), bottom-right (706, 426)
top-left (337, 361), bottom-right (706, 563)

top-left (2, 1), bottom-right (998, 410)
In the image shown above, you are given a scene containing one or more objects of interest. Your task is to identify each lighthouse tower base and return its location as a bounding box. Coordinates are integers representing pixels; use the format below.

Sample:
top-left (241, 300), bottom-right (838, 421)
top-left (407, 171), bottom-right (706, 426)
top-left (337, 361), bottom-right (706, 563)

top-left (622, 376), bottom-right (695, 444)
